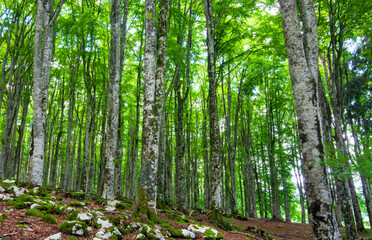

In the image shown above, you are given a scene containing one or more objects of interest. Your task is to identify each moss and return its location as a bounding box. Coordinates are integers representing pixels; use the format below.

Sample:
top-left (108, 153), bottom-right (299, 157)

top-left (168, 238), bottom-right (176, 240)
top-left (43, 214), bottom-right (57, 224)
top-left (35, 187), bottom-right (49, 197)
top-left (113, 214), bottom-right (127, 226)
top-left (70, 191), bottom-right (86, 200)
top-left (217, 232), bottom-right (224, 239)
top-left (205, 229), bottom-right (215, 239)
top-left (70, 200), bottom-right (84, 207)
top-left (0, 214), bottom-right (7, 224)
top-left (160, 222), bottom-right (171, 228)
top-left (25, 209), bottom-right (43, 218)
top-left (210, 210), bottom-right (233, 231)
top-left (59, 221), bottom-right (90, 237)
top-left (95, 198), bottom-right (107, 206)
top-left (115, 201), bottom-right (126, 210)
top-left (53, 204), bottom-right (66, 215)
top-left (67, 210), bottom-right (81, 221)
top-left (5, 200), bottom-right (15, 206)
top-left (66, 238), bottom-right (79, 240)
top-left (168, 228), bottom-right (183, 238)
top-left (36, 202), bottom-right (54, 212)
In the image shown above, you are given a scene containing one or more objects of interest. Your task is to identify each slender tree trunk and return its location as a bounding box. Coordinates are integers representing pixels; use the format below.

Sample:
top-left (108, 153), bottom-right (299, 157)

top-left (62, 59), bottom-right (78, 191)
top-left (279, 0), bottom-right (341, 238)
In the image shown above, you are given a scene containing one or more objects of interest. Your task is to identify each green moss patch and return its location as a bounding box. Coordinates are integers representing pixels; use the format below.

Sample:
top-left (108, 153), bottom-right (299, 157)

top-left (59, 221), bottom-right (91, 237)
top-left (43, 214), bottom-right (57, 224)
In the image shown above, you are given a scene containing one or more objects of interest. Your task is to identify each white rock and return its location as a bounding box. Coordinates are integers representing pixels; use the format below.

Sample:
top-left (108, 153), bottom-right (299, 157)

top-left (2, 179), bottom-right (15, 184)
top-left (182, 229), bottom-right (196, 239)
top-left (96, 217), bottom-right (113, 229)
top-left (30, 204), bottom-right (41, 209)
top-left (13, 186), bottom-right (27, 197)
top-left (43, 232), bottom-right (62, 240)
top-left (188, 224), bottom-right (219, 236)
top-left (136, 233), bottom-right (145, 240)
top-left (0, 193), bottom-right (13, 201)
top-left (140, 224), bottom-right (165, 240)
top-left (66, 207), bottom-right (75, 212)
top-left (4, 208), bottom-right (14, 212)
top-left (0, 186), bottom-right (5, 192)
top-left (130, 222), bottom-right (142, 229)
top-left (105, 200), bottom-right (120, 211)
top-left (77, 212), bottom-right (93, 223)
top-left (96, 229), bottom-right (112, 239)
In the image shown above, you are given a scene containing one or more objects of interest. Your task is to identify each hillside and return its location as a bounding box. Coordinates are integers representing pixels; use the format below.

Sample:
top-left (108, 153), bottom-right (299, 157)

top-left (0, 179), bottom-right (370, 240)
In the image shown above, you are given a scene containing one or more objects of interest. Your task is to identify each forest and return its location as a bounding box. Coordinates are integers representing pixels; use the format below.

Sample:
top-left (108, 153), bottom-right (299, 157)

top-left (0, 0), bottom-right (371, 239)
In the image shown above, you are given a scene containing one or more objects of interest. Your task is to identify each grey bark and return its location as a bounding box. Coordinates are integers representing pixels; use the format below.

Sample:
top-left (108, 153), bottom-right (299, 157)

top-left (278, 0), bottom-right (341, 238)
top-left (102, 0), bottom-right (121, 200)
top-left (28, 0), bottom-right (65, 185)
top-left (138, 0), bottom-right (165, 210)
top-left (203, 0), bottom-right (222, 211)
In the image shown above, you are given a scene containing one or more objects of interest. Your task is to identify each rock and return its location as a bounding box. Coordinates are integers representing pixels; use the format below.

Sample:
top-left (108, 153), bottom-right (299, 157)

top-left (182, 229), bottom-right (196, 239)
top-left (139, 224), bottom-right (165, 240)
top-left (188, 224), bottom-right (224, 239)
top-left (94, 217), bottom-right (114, 229)
top-left (136, 233), bottom-right (145, 240)
top-left (0, 186), bottom-right (5, 192)
top-left (43, 232), bottom-right (62, 240)
top-left (130, 222), bottom-right (142, 229)
top-left (0, 193), bottom-right (13, 201)
top-left (2, 179), bottom-right (15, 184)
top-left (105, 200), bottom-right (121, 211)
top-left (59, 221), bottom-right (91, 237)
top-left (30, 203), bottom-right (41, 209)
top-left (95, 227), bottom-right (121, 239)
top-left (13, 186), bottom-right (27, 197)
top-left (77, 212), bottom-right (94, 225)
top-left (168, 228), bottom-right (196, 239)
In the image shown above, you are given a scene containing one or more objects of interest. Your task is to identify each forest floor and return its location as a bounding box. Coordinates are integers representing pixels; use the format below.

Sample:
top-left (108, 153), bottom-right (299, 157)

top-left (0, 179), bottom-right (371, 240)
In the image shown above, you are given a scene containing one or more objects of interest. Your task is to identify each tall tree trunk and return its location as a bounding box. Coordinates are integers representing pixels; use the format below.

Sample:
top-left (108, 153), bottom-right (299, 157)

top-left (62, 59), bottom-right (78, 191)
top-left (51, 81), bottom-right (65, 188)
top-left (278, 0), bottom-right (341, 238)
top-left (102, 0), bottom-right (121, 200)
top-left (203, 0), bottom-right (221, 212)
top-left (28, 0), bottom-right (65, 185)
top-left (138, 0), bottom-right (167, 210)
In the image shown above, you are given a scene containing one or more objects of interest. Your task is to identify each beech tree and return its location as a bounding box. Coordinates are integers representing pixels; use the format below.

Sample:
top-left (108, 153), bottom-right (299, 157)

top-left (28, 0), bottom-right (65, 186)
top-left (278, 0), bottom-right (341, 238)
